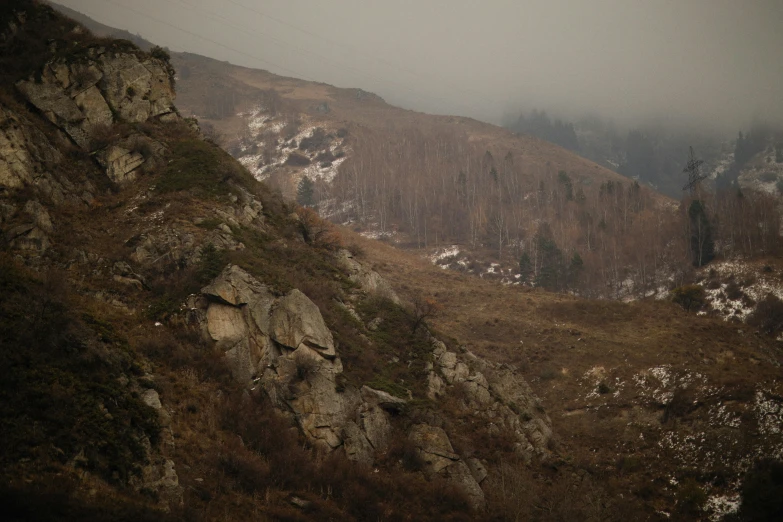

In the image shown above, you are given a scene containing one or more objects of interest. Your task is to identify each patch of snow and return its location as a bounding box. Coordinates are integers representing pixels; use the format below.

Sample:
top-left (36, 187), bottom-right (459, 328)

top-left (754, 390), bottom-right (783, 435)
top-left (705, 494), bottom-right (740, 521)
top-left (429, 245), bottom-right (460, 264)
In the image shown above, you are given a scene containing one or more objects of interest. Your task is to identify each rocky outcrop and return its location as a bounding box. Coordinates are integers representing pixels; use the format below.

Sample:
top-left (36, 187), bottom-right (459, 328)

top-left (96, 134), bottom-right (166, 185)
top-left (270, 289), bottom-right (336, 358)
top-left (193, 266), bottom-right (373, 453)
top-left (408, 423), bottom-right (485, 509)
top-left (336, 249), bottom-right (400, 304)
top-left (16, 49), bottom-right (176, 150)
top-left (427, 338), bottom-right (553, 463)
top-left (4, 199), bottom-right (54, 253)
top-left (0, 106), bottom-right (62, 190)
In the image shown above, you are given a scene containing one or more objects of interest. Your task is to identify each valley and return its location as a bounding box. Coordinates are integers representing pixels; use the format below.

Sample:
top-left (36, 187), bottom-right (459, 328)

top-left (0, 2), bottom-right (782, 521)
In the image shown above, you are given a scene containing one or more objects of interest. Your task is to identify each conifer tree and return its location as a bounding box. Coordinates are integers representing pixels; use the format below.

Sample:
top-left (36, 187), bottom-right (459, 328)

top-left (534, 224), bottom-right (564, 291)
top-left (297, 176), bottom-right (314, 207)
top-left (518, 252), bottom-right (532, 284)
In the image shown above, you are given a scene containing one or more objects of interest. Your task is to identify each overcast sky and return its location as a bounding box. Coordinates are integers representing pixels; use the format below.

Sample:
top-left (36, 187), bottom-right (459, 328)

top-left (54, 0), bottom-right (783, 132)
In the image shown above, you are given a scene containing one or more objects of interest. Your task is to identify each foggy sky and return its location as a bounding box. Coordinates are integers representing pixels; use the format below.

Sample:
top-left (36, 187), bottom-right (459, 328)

top-left (54, 0), bottom-right (783, 132)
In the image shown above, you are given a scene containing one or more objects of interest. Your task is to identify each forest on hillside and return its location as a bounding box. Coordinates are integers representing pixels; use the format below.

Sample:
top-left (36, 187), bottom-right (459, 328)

top-left (310, 124), bottom-right (782, 299)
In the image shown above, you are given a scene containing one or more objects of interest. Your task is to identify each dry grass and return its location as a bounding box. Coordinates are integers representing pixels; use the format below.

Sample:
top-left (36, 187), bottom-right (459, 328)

top-left (338, 225), bottom-right (783, 509)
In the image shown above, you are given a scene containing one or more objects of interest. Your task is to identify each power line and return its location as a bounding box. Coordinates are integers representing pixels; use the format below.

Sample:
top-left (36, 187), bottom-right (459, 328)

top-left (103, 0), bottom-right (487, 117)
top-left (104, 0), bottom-right (319, 81)
top-left (222, 0), bottom-right (494, 112)
top-left (153, 0), bottom-right (457, 111)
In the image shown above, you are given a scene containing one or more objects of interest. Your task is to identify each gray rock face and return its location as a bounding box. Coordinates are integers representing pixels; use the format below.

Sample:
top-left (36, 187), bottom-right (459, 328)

top-left (16, 50), bottom-right (176, 150)
top-left (336, 249), bottom-right (400, 304)
top-left (270, 289), bottom-right (336, 358)
top-left (197, 266), bottom-right (393, 455)
top-left (200, 265), bottom-right (276, 383)
top-left (96, 135), bottom-right (166, 185)
top-left (426, 338), bottom-right (553, 462)
top-left (408, 423), bottom-right (485, 509)
top-left (4, 199), bottom-right (55, 253)
top-left (0, 106), bottom-right (62, 190)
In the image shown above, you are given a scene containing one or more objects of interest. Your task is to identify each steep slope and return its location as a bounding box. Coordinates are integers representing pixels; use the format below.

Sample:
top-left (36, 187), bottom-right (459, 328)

top-left (1, 2), bottom-right (554, 520)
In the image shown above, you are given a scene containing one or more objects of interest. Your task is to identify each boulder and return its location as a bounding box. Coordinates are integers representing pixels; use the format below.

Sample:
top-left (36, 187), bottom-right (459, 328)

top-left (443, 461), bottom-right (485, 509)
top-left (360, 385), bottom-right (407, 411)
top-left (22, 200), bottom-right (53, 233)
top-left (270, 289), bottom-right (336, 358)
top-left (466, 457), bottom-right (488, 484)
top-left (408, 423), bottom-right (459, 473)
top-left (202, 264), bottom-right (269, 307)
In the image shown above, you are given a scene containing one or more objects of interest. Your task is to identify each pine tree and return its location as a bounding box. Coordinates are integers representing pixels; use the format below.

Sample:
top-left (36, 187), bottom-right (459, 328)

top-left (534, 224), bottom-right (564, 291)
top-left (297, 176), bottom-right (314, 207)
top-left (518, 253), bottom-right (532, 284)
top-left (558, 171), bottom-right (573, 201)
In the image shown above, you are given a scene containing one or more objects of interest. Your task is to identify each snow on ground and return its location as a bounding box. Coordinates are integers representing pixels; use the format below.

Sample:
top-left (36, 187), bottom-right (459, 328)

top-left (754, 390), bottom-right (783, 436)
top-left (359, 229), bottom-right (397, 241)
top-left (232, 107), bottom-right (349, 183)
top-left (698, 260), bottom-right (783, 322)
top-left (302, 155), bottom-right (347, 184)
top-left (705, 494), bottom-right (740, 522)
top-left (429, 245), bottom-right (460, 264)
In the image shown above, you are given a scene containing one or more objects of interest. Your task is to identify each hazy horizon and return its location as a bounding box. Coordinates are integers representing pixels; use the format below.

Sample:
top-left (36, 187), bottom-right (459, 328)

top-left (53, 0), bottom-right (783, 134)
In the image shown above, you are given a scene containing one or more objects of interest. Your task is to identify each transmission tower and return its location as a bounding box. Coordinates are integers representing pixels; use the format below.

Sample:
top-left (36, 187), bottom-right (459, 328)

top-left (682, 146), bottom-right (706, 195)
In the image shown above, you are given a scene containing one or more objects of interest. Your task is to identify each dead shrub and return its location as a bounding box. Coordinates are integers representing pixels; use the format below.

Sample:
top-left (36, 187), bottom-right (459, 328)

top-left (89, 123), bottom-right (122, 150)
top-left (284, 152), bottom-right (311, 166)
top-left (298, 128), bottom-right (327, 152)
top-left (725, 280), bottom-right (744, 300)
top-left (296, 207), bottom-right (343, 251)
top-left (292, 349), bottom-right (322, 381)
top-left (662, 387), bottom-right (699, 423)
top-left (216, 438), bottom-right (272, 494)
top-left (748, 293), bottom-right (783, 336)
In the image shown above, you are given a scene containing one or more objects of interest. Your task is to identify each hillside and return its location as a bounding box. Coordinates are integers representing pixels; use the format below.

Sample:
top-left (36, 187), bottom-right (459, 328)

top-left (47, 2), bottom-right (783, 307)
top-left (3, 2), bottom-right (783, 521)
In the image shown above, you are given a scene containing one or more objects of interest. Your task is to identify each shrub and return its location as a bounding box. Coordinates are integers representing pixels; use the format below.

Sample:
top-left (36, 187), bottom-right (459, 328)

top-left (725, 280), bottom-right (744, 300)
top-left (296, 207), bottom-right (342, 251)
top-left (157, 139), bottom-right (257, 196)
top-left (292, 350), bottom-right (322, 381)
top-left (670, 284), bottom-right (706, 312)
top-left (0, 257), bottom-right (160, 483)
top-left (285, 152), bottom-right (311, 166)
top-left (298, 128), bottom-right (328, 152)
top-left (149, 45), bottom-right (171, 63)
top-left (748, 293), bottom-right (783, 336)
top-left (675, 478), bottom-right (707, 515)
top-left (736, 459), bottom-right (783, 521)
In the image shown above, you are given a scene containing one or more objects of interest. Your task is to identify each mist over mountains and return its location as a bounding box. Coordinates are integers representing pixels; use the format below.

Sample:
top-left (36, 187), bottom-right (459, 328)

top-left (53, 0), bottom-right (783, 133)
